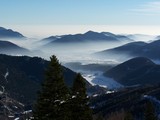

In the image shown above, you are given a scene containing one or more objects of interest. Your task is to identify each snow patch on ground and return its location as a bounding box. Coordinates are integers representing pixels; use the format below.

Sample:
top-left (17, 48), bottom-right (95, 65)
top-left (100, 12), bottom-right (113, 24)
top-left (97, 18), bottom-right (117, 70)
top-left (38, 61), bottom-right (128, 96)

top-left (14, 118), bottom-right (19, 120)
top-left (23, 110), bottom-right (32, 114)
top-left (4, 69), bottom-right (9, 80)
top-left (106, 90), bottom-right (115, 94)
top-left (82, 71), bottom-right (123, 89)
top-left (93, 94), bottom-right (98, 97)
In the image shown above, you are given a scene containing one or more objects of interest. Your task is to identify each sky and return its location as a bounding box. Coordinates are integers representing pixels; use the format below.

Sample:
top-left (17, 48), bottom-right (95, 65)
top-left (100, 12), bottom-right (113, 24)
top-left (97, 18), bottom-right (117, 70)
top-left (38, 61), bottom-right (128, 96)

top-left (1, 0), bottom-right (160, 37)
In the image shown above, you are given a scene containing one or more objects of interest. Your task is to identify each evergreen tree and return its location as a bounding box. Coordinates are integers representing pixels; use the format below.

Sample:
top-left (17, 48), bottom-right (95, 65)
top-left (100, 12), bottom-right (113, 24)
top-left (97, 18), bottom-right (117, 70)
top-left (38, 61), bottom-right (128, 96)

top-left (33, 55), bottom-right (70, 120)
top-left (144, 101), bottom-right (157, 120)
top-left (70, 73), bottom-right (93, 120)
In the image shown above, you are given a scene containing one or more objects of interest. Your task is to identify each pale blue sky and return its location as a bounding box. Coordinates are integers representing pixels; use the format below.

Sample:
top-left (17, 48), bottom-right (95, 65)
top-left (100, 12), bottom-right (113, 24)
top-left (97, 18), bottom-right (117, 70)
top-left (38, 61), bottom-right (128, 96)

top-left (0, 0), bottom-right (160, 37)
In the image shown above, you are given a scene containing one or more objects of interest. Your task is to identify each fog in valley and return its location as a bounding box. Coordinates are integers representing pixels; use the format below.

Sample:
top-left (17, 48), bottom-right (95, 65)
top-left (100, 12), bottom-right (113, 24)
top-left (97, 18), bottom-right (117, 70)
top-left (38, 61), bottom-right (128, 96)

top-left (2, 32), bottom-right (158, 89)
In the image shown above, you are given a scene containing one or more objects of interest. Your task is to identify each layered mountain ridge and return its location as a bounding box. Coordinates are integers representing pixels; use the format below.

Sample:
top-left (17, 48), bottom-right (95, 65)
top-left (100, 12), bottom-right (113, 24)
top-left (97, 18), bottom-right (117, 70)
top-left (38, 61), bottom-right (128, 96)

top-left (0, 27), bottom-right (25, 39)
top-left (105, 57), bottom-right (160, 86)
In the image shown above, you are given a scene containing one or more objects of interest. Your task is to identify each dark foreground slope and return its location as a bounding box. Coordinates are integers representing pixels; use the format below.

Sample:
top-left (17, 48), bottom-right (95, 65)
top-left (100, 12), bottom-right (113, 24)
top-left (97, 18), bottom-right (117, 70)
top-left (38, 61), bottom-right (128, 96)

top-left (90, 85), bottom-right (160, 119)
top-left (0, 54), bottom-right (79, 104)
top-left (0, 54), bottom-right (106, 104)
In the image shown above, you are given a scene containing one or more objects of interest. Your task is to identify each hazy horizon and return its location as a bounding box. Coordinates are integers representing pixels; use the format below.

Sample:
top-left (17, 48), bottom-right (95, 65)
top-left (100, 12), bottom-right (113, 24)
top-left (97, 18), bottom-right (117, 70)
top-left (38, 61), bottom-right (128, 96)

top-left (1, 25), bottom-right (160, 38)
top-left (1, 0), bottom-right (160, 38)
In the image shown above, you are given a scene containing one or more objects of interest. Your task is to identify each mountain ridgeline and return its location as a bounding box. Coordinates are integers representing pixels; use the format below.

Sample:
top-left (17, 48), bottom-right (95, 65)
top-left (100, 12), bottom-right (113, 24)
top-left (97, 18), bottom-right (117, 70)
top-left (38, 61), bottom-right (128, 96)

top-left (105, 57), bottom-right (160, 86)
top-left (0, 40), bottom-right (30, 55)
top-left (0, 27), bottom-right (25, 39)
top-left (42, 31), bottom-right (133, 47)
top-left (95, 40), bottom-right (160, 60)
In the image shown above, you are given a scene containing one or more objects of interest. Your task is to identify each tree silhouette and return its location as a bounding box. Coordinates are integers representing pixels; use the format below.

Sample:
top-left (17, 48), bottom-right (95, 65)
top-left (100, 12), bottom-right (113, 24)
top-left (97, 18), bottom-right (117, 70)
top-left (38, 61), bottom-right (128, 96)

top-left (144, 101), bottom-right (157, 120)
top-left (70, 73), bottom-right (93, 120)
top-left (33, 55), bottom-right (70, 120)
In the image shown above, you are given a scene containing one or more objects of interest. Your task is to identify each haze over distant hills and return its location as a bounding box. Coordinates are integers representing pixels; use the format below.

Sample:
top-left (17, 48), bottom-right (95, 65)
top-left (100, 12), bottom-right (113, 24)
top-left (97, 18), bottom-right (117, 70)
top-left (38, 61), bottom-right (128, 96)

top-left (127, 34), bottom-right (156, 42)
top-left (42, 31), bottom-right (133, 47)
top-left (0, 27), bottom-right (25, 39)
top-left (0, 40), bottom-right (30, 55)
top-left (1, 26), bottom-right (160, 119)
top-left (95, 40), bottom-right (160, 60)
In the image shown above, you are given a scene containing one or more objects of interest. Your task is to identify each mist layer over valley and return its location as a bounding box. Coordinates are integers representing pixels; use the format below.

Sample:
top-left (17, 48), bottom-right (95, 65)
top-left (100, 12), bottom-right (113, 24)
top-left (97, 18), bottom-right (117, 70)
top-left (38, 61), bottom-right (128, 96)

top-left (2, 26), bottom-right (160, 120)
top-left (1, 30), bottom-right (132, 89)
top-left (1, 27), bottom-right (160, 90)
top-left (3, 0), bottom-right (160, 119)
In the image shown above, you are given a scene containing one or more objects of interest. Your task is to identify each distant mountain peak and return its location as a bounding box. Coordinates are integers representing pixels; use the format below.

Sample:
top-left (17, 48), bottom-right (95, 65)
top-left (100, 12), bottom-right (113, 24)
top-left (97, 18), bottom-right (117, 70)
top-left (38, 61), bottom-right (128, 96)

top-left (84, 30), bottom-right (99, 34)
top-left (83, 31), bottom-right (109, 39)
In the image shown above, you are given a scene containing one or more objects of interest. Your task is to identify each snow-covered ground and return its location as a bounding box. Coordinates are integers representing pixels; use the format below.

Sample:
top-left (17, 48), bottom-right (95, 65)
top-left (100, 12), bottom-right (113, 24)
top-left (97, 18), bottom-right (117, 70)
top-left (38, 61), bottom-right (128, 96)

top-left (81, 71), bottom-right (123, 89)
